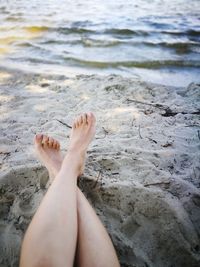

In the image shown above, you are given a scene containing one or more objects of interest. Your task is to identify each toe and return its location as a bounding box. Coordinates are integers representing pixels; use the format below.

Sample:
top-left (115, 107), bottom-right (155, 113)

top-left (87, 112), bottom-right (96, 125)
top-left (75, 117), bottom-right (80, 127)
top-left (52, 140), bottom-right (58, 149)
top-left (34, 134), bottom-right (43, 146)
top-left (56, 141), bottom-right (60, 150)
top-left (82, 113), bottom-right (87, 124)
top-left (73, 120), bottom-right (77, 129)
top-left (43, 135), bottom-right (49, 148)
top-left (53, 141), bottom-right (57, 149)
top-left (78, 115), bottom-right (83, 125)
top-left (48, 137), bottom-right (54, 148)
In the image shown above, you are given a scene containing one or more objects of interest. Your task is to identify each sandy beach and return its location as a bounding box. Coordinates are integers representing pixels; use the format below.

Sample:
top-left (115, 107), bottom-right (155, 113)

top-left (0, 67), bottom-right (200, 267)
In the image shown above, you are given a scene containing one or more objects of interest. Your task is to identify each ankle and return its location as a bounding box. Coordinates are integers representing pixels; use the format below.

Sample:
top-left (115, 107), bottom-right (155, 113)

top-left (67, 147), bottom-right (86, 159)
top-left (61, 151), bottom-right (84, 176)
top-left (51, 167), bottom-right (60, 178)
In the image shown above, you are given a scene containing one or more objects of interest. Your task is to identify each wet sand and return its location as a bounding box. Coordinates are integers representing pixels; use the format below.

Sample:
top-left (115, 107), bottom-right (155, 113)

top-left (0, 68), bottom-right (200, 267)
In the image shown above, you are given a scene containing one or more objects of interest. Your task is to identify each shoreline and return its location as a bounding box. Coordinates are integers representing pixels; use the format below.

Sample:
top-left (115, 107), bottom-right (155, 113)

top-left (1, 61), bottom-right (199, 88)
top-left (0, 67), bottom-right (200, 267)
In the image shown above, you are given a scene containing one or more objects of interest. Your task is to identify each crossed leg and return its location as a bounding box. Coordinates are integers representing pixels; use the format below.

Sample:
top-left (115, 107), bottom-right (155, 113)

top-left (20, 113), bottom-right (120, 267)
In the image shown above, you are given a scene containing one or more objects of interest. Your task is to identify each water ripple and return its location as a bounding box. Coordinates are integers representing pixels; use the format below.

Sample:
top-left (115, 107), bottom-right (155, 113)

top-left (0, 0), bottom-right (199, 86)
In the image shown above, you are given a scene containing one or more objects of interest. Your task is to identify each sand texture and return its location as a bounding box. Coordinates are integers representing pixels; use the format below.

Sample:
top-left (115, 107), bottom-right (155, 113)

top-left (0, 68), bottom-right (200, 267)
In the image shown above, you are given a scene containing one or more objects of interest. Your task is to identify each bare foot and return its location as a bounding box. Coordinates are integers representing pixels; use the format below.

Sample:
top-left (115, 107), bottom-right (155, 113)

top-left (62, 112), bottom-right (96, 176)
top-left (34, 112), bottom-right (96, 180)
top-left (34, 134), bottom-right (63, 180)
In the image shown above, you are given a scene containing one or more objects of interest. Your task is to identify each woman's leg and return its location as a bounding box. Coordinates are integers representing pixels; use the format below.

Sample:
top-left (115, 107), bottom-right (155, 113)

top-left (75, 189), bottom-right (120, 267)
top-left (20, 112), bottom-right (96, 267)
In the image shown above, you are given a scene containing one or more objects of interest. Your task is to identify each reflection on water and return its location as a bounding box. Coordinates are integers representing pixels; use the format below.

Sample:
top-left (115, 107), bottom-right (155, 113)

top-left (0, 0), bottom-right (199, 86)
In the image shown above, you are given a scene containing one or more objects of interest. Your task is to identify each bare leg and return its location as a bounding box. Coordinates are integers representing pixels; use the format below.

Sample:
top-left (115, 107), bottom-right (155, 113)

top-left (20, 113), bottom-right (96, 267)
top-left (27, 113), bottom-right (120, 267)
top-left (75, 189), bottom-right (120, 267)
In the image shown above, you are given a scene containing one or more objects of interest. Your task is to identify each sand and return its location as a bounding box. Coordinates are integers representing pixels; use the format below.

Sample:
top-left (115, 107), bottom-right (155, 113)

top-left (0, 67), bottom-right (200, 267)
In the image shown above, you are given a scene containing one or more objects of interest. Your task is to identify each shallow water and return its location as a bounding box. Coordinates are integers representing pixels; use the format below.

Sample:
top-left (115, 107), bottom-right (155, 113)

top-left (0, 0), bottom-right (200, 86)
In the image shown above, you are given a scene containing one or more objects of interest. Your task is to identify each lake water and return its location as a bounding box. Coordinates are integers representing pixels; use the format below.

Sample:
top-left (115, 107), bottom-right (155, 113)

top-left (0, 0), bottom-right (199, 86)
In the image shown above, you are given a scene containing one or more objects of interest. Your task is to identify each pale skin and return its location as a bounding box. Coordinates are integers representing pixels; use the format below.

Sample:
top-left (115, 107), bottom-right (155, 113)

top-left (20, 112), bottom-right (120, 267)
